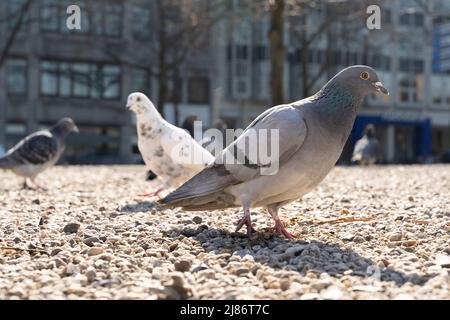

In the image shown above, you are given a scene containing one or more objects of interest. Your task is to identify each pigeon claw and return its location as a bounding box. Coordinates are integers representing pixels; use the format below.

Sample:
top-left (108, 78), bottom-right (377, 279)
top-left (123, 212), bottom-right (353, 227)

top-left (265, 220), bottom-right (297, 240)
top-left (235, 215), bottom-right (257, 238)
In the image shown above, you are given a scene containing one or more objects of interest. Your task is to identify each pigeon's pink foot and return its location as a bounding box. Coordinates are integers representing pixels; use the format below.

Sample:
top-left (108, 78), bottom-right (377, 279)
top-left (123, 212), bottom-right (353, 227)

top-left (138, 188), bottom-right (164, 198)
top-left (265, 219), bottom-right (297, 239)
top-left (235, 215), bottom-right (257, 238)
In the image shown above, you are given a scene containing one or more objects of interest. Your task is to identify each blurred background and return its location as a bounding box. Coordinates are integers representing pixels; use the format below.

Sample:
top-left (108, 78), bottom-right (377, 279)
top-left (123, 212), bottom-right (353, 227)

top-left (0, 0), bottom-right (450, 165)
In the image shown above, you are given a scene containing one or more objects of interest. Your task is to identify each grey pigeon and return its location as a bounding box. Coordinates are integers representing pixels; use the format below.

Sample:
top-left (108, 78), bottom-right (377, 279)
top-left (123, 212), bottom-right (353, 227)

top-left (0, 118), bottom-right (79, 189)
top-left (352, 124), bottom-right (379, 165)
top-left (160, 65), bottom-right (388, 239)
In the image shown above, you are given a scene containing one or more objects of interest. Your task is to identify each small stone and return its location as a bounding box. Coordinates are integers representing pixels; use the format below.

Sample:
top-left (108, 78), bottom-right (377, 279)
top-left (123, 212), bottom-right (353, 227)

top-left (280, 279), bottom-right (291, 291)
top-left (169, 242), bottom-right (178, 252)
top-left (63, 222), bottom-right (80, 234)
top-left (85, 269), bottom-right (96, 283)
top-left (32, 199), bottom-right (40, 205)
top-left (87, 247), bottom-right (104, 256)
top-left (341, 233), bottom-right (355, 241)
top-left (66, 287), bottom-right (87, 296)
top-left (435, 254), bottom-right (450, 268)
top-left (234, 267), bottom-right (249, 276)
top-left (285, 245), bottom-right (306, 257)
top-left (381, 259), bottom-right (390, 267)
top-left (50, 248), bottom-right (63, 256)
top-left (388, 232), bottom-right (402, 242)
top-left (83, 237), bottom-right (100, 246)
top-left (353, 236), bottom-right (365, 243)
top-left (321, 286), bottom-right (344, 299)
top-left (403, 240), bottom-right (417, 247)
top-left (13, 237), bottom-right (21, 243)
top-left (174, 260), bottom-right (191, 272)
top-left (192, 216), bottom-right (203, 224)
top-left (53, 258), bottom-right (66, 268)
top-left (192, 263), bottom-right (208, 273)
top-left (99, 254), bottom-right (113, 261)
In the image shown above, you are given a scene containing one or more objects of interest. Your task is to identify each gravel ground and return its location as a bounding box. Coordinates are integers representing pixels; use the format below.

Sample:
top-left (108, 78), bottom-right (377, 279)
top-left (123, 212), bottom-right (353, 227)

top-left (0, 165), bottom-right (449, 300)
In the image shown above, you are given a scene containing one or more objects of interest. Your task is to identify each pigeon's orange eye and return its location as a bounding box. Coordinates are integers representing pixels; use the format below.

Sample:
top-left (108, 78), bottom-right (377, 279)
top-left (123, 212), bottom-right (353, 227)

top-left (360, 71), bottom-right (370, 80)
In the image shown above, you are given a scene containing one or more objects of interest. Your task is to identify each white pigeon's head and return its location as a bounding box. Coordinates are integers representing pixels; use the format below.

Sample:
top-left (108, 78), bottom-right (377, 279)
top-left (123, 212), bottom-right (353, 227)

top-left (126, 92), bottom-right (158, 116)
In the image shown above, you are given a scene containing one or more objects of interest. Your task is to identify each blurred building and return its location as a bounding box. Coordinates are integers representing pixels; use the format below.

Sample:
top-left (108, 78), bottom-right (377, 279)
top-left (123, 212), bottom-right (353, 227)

top-left (211, 0), bottom-right (450, 164)
top-left (2, 0), bottom-right (450, 164)
top-left (0, 0), bottom-right (213, 163)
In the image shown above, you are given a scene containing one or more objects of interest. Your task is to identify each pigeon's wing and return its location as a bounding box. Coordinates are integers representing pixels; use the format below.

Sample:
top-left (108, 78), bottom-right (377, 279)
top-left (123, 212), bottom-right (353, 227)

top-left (161, 105), bottom-right (308, 204)
top-left (6, 132), bottom-right (59, 166)
top-left (160, 125), bottom-right (214, 172)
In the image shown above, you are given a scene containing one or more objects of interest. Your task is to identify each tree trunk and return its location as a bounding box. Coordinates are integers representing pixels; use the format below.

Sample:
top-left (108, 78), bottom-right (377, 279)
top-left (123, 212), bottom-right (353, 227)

top-left (173, 68), bottom-right (181, 125)
top-left (301, 37), bottom-right (309, 97)
top-left (157, 67), bottom-right (168, 117)
top-left (156, 2), bottom-right (167, 116)
top-left (268, 0), bottom-right (285, 106)
top-left (0, 0), bottom-right (32, 68)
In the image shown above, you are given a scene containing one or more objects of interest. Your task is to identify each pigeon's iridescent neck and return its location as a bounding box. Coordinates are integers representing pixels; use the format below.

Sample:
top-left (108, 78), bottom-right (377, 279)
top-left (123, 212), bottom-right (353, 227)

top-left (313, 81), bottom-right (365, 119)
top-left (50, 125), bottom-right (71, 140)
top-left (312, 82), bottom-right (365, 144)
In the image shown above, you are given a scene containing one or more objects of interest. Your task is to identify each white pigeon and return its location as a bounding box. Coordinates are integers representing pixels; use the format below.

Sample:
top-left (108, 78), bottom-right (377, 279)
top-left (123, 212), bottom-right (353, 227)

top-left (160, 66), bottom-right (389, 239)
top-left (126, 92), bottom-right (214, 197)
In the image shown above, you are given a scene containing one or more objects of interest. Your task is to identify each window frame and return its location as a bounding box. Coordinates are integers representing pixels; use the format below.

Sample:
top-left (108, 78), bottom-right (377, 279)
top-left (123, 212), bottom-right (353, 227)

top-left (5, 57), bottom-right (28, 97)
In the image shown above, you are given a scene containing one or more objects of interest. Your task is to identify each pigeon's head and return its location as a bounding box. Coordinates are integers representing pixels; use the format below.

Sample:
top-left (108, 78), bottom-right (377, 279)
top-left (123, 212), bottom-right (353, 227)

top-left (364, 124), bottom-right (376, 138)
top-left (57, 118), bottom-right (79, 133)
top-left (50, 118), bottom-right (79, 138)
top-left (332, 65), bottom-right (389, 96)
top-left (126, 92), bottom-right (156, 115)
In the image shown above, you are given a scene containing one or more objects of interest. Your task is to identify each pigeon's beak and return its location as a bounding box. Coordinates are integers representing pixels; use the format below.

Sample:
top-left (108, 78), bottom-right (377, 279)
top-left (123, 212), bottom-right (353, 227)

top-left (73, 125), bottom-right (79, 133)
top-left (126, 104), bottom-right (132, 110)
top-left (372, 81), bottom-right (389, 95)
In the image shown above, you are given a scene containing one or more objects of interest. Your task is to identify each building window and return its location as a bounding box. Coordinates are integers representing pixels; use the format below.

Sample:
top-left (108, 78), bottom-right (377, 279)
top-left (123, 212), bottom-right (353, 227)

top-left (41, 0), bottom-right (88, 33)
top-left (40, 60), bottom-right (122, 100)
top-left (133, 5), bottom-right (152, 40)
top-left (7, 0), bottom-right (29, 31)
top-left (168, 76), bottom-right (183, 103)
top-left (399, 58), bottom-right (424, 73)
top-left (399, 78), bottom-right (422, 103)
top-left (41, 0), bottom-right (121, 37)
top-left (236, 45), bottom-right (248, 60)
top-left (130, 68), bottom-right (150, 94)
top-left (41, 61), bottom-right (58, 96)
top-left (6, 59), bottom-right (28, 96)
top-left (399, 12), bottom-right (424, 27)
top-left (102, 65), bottom-right (121, 99)
top-left (188, 78), bottom-right (210, 104)
top-left (94, 3), bottom-right (122, 37)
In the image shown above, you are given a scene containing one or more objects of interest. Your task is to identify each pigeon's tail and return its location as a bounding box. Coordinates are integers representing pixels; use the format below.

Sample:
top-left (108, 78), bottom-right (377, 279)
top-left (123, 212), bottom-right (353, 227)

top-left (0, 156), bottom-right (14, 170)
top-left (158, 191), bottom-right (237, 211)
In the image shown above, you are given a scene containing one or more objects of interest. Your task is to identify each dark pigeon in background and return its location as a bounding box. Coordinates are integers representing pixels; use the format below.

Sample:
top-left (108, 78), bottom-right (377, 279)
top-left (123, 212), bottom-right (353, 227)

top-left (160, 65), bottom-right (389, 239)
top-left (352, 124), bottom-right (380, 166)
top-left (0, 118), bottom-right (79, 189)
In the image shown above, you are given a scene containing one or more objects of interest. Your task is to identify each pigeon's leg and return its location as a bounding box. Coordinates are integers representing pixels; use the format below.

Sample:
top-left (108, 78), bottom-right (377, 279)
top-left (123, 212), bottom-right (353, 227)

top-left (22, 178), bottom-right (30, 190)
top-left (235, 203), bottom-right (256, 238)
top-left (30, 177), bottom-right (48, 191)
top-left (266, 206), bottom-right (297, 239)
top-left (138, 187), bottom-right (164, 198)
